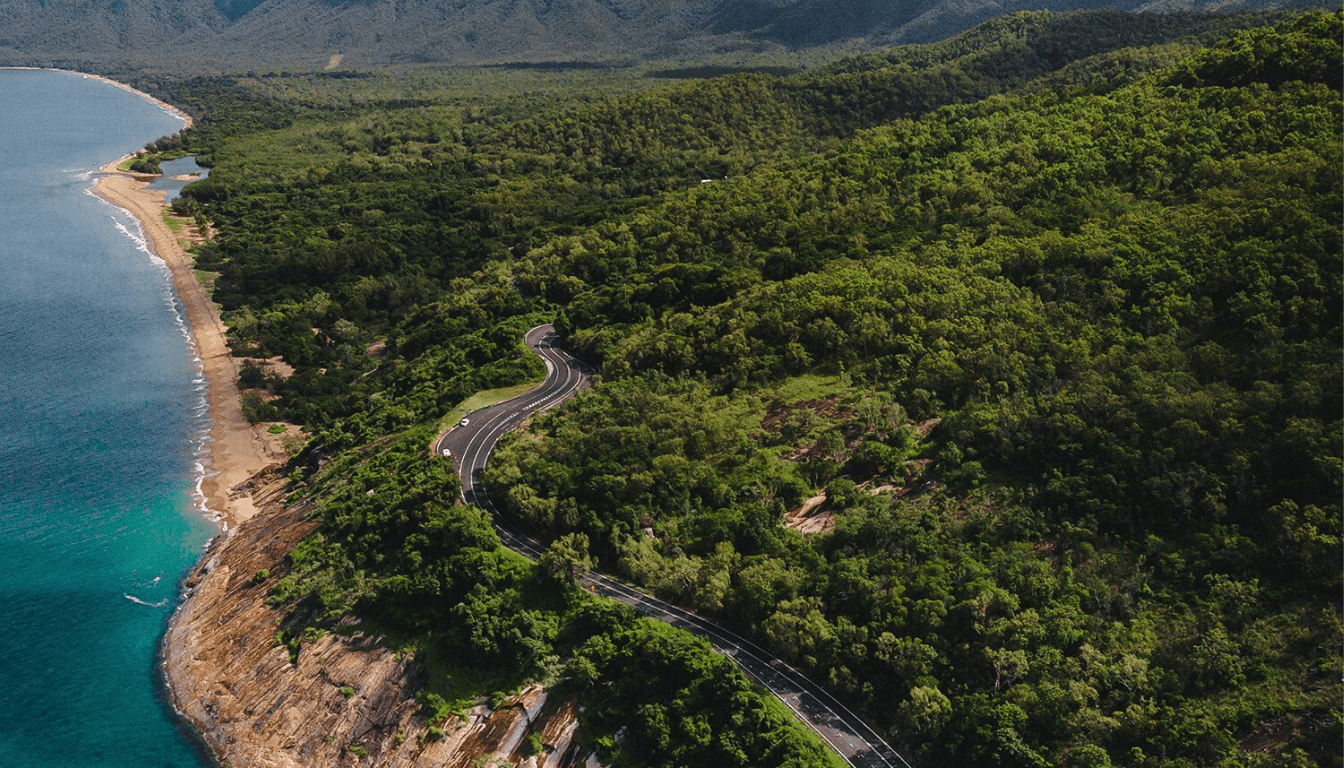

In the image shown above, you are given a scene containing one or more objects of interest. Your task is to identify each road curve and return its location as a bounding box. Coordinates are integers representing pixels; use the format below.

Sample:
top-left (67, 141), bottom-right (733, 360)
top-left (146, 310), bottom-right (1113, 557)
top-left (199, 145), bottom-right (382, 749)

top-left (433, 324), bottom-right (912, 768)
top-left (434, 324), bottom-right (591, 493)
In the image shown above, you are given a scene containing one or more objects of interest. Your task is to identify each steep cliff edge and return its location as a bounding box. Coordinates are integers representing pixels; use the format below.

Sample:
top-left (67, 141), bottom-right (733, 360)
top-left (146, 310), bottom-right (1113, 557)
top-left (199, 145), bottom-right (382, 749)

top-left (162, 469), bottom-right (591, 768)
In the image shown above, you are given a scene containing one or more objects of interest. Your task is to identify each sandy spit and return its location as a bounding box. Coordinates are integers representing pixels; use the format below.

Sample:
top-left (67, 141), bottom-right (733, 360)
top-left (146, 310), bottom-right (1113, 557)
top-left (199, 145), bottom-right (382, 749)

top-left (91, 157), bottom-right (276, 531)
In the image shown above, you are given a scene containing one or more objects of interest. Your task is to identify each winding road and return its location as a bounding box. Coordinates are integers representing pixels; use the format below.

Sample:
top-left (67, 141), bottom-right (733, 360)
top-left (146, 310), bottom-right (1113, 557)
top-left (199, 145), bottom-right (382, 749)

top-left (433, 324), bottom-right (911, 768)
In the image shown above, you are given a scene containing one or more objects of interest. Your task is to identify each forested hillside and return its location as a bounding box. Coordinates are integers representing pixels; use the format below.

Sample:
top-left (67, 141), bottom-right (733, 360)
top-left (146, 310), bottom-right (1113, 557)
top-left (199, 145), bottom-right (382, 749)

top-left (0, 0), bottom-right (1329, 69)
top-left (151, 10), bottom-right (1339, 767)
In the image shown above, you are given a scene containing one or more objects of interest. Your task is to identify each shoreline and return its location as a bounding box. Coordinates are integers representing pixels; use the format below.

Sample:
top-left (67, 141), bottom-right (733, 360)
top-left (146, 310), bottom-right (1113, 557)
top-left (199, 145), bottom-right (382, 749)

top-left (0, 67), bottom-right (193, 129)
top-left (8, 69), bottom-right (265, 528)
top-left (91, 152), bottom-right (274, 532)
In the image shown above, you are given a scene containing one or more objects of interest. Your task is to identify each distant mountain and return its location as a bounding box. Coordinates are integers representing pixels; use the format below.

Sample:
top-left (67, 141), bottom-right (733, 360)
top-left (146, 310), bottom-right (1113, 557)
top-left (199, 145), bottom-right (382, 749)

top-left (0, 0), bottom-right (225, 62)
top-left (0, 0), bottom-right (1327, 69)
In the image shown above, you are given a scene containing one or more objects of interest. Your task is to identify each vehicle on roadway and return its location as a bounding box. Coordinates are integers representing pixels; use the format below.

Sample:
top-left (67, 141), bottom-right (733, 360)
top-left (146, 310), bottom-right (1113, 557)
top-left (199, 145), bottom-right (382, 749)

top-left (436, 324), bottom-right (911, 767)
top-left (459, 418), bottom-right (469, 427)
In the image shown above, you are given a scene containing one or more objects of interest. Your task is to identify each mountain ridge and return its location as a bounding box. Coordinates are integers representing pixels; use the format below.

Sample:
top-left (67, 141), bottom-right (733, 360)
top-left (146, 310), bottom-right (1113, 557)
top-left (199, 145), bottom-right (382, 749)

top-left (0, 0), bottom-right (1328, 69)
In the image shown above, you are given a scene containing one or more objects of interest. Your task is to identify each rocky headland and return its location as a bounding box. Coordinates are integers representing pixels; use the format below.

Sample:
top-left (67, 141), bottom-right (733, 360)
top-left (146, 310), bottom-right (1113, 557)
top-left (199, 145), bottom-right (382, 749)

top-left (162, 470), bottom-right (592, 768)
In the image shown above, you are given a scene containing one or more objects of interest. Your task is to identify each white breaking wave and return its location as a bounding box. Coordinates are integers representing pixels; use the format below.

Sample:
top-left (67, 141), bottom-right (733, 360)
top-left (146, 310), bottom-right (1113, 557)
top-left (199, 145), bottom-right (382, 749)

top-left (110, 217), bottom-right (164, 266)
top-left (90, 180), bottom-right (219, 529)
top-left (124, 594), bottom-right (168, 608)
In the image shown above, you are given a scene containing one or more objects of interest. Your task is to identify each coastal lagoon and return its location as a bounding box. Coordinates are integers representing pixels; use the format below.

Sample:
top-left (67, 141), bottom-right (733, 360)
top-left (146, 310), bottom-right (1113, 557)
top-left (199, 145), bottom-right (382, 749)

top-left (0, 70), bottom-right (214, 766)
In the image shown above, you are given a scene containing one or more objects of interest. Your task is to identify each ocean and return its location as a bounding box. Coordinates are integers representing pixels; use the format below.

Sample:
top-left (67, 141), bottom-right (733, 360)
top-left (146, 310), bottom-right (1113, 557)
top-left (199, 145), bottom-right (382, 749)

top-left (0, 70), bottom-right (215, 766)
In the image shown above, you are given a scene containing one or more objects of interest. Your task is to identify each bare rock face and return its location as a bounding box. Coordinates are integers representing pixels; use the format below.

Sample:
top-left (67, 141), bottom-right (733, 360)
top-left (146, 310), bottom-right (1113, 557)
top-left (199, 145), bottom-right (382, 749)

top-left (162, 472), bottom-right (588, 768)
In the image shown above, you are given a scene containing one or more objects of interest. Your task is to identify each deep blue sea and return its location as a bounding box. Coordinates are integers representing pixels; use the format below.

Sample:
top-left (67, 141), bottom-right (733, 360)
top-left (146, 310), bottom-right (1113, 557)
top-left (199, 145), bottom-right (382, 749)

top-left (0, 70), bottom-right (215, 767)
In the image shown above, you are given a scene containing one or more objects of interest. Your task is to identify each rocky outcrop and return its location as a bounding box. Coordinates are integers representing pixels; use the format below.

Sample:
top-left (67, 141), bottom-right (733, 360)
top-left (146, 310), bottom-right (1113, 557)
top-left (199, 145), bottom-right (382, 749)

top-left (162, 469), bottom-right (589, 768)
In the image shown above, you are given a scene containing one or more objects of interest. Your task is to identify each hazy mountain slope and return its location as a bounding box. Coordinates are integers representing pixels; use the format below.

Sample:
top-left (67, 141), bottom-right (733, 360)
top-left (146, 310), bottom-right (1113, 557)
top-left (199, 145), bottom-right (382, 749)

top-left (210, 0), bottom-right (712, 65)
top-left (859, 0), bottom-right (1324, 44)
top-left (0, 0), bottom-right (227, 62)
top-left (0, 0), bottom-right (1327, 68)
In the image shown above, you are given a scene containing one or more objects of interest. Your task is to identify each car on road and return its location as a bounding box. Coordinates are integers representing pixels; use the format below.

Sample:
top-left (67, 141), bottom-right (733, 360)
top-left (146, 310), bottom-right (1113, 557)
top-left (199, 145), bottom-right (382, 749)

top-left (459, 418), bottom-right (469, 427)
top-left (441, 448), bottom-right (452, 458)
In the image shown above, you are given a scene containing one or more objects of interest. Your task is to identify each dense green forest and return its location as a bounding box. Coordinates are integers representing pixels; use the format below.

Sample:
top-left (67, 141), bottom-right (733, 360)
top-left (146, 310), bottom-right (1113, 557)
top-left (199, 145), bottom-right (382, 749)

top-left (148, 10), bottom-right (1340, 767)
top-left (7, 0), bottom-right (1317, 70)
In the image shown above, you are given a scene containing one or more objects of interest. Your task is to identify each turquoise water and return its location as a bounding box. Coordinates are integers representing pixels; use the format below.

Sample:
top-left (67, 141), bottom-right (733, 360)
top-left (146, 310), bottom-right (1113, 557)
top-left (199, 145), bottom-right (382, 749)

top-left (0, 70), bottom-right (215, 766)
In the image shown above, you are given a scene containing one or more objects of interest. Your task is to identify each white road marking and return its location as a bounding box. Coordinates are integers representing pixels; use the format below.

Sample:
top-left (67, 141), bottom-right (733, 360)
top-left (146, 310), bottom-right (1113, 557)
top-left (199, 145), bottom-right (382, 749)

top-left (436, 325), bottom-right (910, 768)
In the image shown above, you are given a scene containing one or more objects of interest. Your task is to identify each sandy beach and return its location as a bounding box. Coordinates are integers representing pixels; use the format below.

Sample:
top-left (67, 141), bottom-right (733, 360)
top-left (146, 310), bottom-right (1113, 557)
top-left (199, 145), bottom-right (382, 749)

top-left (8, 69), bottom-right (272, 528)
top-left (92, 157), bottom-right (276, 530)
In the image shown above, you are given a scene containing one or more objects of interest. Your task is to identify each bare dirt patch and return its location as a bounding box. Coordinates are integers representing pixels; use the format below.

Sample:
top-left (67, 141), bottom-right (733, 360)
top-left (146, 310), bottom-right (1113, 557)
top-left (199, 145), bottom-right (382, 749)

top-left (245, 355), bottom-right (295, 380)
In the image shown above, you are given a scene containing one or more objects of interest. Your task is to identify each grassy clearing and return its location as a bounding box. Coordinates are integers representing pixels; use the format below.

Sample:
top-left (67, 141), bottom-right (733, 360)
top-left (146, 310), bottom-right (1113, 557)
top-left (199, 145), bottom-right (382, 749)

top-left (161, 210), bottom-right (184, 234)
top-left (762, 374), bottom-right (850, 404)
top-left (193, 268), bottom-right (218, 299)
top-left (437, 381), bottom-right (542, 433)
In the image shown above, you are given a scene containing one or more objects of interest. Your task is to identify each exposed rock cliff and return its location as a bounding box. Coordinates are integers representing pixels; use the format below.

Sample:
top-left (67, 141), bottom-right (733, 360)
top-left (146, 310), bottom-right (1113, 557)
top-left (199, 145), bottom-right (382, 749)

top-left (162, 469), bottom-right (590, 768)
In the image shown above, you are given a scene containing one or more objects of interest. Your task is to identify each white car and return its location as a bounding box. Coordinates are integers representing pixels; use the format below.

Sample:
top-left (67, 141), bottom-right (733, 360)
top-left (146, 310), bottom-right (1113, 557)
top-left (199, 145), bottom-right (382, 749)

top-left (459, 418), bottom-right (470, 427)
top-left (441, 448), bottom-right (452, 458)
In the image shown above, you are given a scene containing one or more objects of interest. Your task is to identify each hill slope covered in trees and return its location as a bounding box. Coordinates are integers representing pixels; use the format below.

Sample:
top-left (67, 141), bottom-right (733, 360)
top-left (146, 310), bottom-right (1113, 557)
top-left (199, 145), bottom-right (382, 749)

top-left (0, 0), bottom-right (1330, 69)
top-left (147, 10), bottom-right (1339, 768)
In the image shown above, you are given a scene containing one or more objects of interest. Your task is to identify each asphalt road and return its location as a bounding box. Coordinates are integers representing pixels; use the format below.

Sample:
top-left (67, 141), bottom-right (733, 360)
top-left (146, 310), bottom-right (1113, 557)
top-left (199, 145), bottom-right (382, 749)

top-left (433, 324), bottom-right (912, 768)
top-left (434, 324), bottom-right (590, 491)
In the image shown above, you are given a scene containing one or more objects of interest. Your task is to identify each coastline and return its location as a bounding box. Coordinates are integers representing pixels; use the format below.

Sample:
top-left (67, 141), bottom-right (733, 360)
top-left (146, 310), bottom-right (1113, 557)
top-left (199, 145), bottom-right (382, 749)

top-left (91, 155), bottom-right (274, 531)
top-left (162, 494), bottom-right (588, 768)
top-left (50, 69), bottom-right (593, 768)
top-left (14, 67), bottom-right (271, 530)
top-left (0, 67), bottom-right (193, 129)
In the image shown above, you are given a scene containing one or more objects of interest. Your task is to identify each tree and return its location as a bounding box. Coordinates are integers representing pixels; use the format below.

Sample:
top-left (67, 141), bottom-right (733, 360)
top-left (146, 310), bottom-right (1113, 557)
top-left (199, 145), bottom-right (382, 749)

top-left (898, 684), bottom-right (951, 736)
top-left (540, 532), bottom-right (592, 585)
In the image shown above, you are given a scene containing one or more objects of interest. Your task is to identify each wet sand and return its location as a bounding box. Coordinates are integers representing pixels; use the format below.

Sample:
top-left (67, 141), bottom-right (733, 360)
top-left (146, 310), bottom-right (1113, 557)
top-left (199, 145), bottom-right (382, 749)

top-left (92, 162), bottom-right (276, 530)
